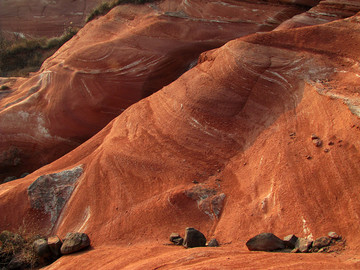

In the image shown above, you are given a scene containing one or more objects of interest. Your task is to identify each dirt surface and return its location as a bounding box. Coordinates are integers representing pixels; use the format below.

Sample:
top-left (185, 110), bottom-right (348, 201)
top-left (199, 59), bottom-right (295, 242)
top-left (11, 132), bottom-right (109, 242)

top-left (0, 0), bottom-right (307, 179)
top-left (44, 245), bottom-right (360, 269)
top-left (1, 1), bottom-right (360, 269)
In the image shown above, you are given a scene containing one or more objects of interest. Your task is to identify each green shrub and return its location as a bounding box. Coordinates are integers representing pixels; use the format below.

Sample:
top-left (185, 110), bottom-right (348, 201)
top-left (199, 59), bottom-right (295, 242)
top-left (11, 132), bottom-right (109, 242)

top-left (0, 230), bottom-right (46, 269)
top-left (86, 0), bottom-right (157, 23)
top-left (0, 26), bottom-right (78, 77)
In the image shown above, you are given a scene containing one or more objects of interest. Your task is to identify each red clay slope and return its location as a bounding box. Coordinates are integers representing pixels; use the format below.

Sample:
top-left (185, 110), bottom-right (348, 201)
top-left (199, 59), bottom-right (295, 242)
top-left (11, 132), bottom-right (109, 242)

top-left (1, 8), bottom-right (360, 269)
top-left (0, 0), bottom-right (308, 179)
top-left (276, 0), bottom-right (360, 30)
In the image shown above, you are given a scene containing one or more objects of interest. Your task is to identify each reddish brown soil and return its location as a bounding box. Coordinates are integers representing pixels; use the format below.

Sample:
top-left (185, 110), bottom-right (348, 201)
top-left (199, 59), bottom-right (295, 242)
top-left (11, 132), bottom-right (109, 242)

top-left (44, 245), bottom-right (360, 269)
top-left (0, 0), bottom-right (307, 178)
top-left (1, 1), bottom-right (360, 269)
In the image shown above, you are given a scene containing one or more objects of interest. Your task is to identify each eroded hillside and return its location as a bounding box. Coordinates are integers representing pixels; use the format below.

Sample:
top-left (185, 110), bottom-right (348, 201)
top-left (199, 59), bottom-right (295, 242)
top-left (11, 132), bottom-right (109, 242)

top-left (1, 0), bottom-right (360, 269)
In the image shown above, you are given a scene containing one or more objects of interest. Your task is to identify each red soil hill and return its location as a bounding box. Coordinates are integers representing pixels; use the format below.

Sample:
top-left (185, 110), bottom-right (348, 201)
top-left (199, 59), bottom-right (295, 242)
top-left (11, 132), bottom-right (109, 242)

top-left (0, 0), bottom-right (309, 179)
top-left (1, 1), bottom-right (360, 269)
top-left (0, 3), bottom-right (360, 269)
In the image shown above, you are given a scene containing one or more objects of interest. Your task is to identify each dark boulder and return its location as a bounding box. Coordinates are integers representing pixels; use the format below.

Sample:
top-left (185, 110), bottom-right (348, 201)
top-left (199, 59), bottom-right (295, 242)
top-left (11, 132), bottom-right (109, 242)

top-left (60, 233), bottom-right (90, 255)
top-left (183, 228), bottom-right (206, 248)
top-left (3, 176), bottom-right (17, 183)
top-left (246, 233), bottom-right (285, 251)
top-left (33, 238), bottom-right (51, 260)
top-left (283, 234), bottom-right (298, 249)
top-left (48, 236), bottom-right (62, 258)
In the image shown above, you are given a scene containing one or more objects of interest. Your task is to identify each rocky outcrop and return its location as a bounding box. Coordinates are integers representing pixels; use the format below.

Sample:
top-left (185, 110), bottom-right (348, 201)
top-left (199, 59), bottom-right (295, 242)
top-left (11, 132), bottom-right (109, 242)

top-left (184, 185), bottom-right (226, 220)
top-left (27, 165), bottom-right (83, 227)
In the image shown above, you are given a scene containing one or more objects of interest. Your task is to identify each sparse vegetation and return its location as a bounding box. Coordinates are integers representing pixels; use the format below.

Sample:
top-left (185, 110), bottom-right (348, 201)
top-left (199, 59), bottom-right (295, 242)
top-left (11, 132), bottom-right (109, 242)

top-left (86, 0), bottom-right (157, 23)
top-left (0, 26), bottom-right (78, 77)
top-left (0, 230), bottom-right (46, 269)
top-left (0, 85), bottom-right (10, 90)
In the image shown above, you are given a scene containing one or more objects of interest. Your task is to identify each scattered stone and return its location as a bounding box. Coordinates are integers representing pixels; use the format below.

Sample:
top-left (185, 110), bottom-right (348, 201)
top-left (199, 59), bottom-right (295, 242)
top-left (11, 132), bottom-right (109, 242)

top-left (246, 233), bottom-right (285, 251)
top-left (338, 140), bottom-right (343, 143)
top-left (183, 227), bottom-right (206, 248)
top-left (324, 148), bottom-right (329, 153)
top-left (311, 134), bottom-right (318, 140)
top-left (305, 155), bottom-right (312, 160)
top-left (19, 173), bottom-right (29, 178)
top-left (3, 176), bottom-right (17, 183)
top-left (60, 232), bottom-right (90, 255)
top-left (283, 234), bottom-right (298, 249)
top-left (48, 236), bottom-right (62, 258)
top-left (312, 138), bottom-right (323, 147)
top-left (290, 132), bottom-right (296, 137)
top-left (313, 236), bottom-right (331, 249)
top-left (318, 246), bottom-right (330, 252)
top-left (207, 238), bottom-right (219, 247)
top-left (295, 237), bottom-right (313, 253)
top-left (328, 231), bottom-right (340, 239)
top-left (27, 165), bottom-right (83, 226)
top-left (328, 141), bottom-right (334, 146)
top-left (169, 233), bottom-right (183, 246)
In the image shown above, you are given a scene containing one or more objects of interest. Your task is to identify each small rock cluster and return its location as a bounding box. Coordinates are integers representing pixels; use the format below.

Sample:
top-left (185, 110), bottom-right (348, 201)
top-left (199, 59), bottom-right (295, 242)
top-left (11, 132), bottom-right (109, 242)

top-left (0, 231), bottom-right (90, 269)
top-left (246, 232), bottom-right (342, 253)
top-left (169, 227), bottom-right (219, 248)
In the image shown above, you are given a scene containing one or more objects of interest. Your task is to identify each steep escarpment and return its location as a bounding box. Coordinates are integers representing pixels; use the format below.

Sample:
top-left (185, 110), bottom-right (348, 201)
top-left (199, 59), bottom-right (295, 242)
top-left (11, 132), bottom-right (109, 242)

top-left (0, 0), bottom-right (310, 179)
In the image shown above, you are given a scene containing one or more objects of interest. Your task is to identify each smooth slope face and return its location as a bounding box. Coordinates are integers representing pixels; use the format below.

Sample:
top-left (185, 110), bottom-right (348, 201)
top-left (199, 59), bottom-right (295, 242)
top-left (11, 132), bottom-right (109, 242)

top-left (1, 8), bottom-right (360, 255)
top-left (0, 0), bottom-right (309, 179)
top-left (1, 2), bottom-right (360, 269)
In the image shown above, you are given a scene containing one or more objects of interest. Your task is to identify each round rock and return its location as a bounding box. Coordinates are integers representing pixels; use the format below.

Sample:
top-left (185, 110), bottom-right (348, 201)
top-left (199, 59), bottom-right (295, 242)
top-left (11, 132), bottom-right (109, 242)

top-left (60, 232), bottom-right (90, 255)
